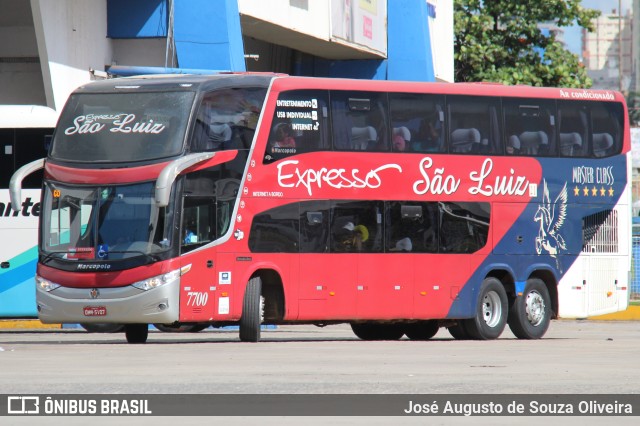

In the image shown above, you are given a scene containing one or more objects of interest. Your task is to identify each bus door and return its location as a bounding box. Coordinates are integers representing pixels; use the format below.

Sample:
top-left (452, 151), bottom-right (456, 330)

top-left (178, 194), bottom-right (219, 322)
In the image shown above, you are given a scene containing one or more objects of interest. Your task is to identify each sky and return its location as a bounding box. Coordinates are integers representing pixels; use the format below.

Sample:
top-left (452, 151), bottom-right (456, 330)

top-left (564, 0), bottom-right (633, 56)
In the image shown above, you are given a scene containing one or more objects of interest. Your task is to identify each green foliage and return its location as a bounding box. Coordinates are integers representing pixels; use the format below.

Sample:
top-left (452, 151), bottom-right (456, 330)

top-left (454, 0), bottom-right (600, 88)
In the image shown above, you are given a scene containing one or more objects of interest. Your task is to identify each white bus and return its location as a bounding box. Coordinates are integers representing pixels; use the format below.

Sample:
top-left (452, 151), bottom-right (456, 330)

top-left (0, 106), bottom-right (54, 317)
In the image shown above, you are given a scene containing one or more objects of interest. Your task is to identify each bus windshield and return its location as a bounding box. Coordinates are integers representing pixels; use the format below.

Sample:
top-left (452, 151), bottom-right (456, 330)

top-left (41, 181), bottom-right (174, 262)
top-left (51, 92), bottom-right (195, 163)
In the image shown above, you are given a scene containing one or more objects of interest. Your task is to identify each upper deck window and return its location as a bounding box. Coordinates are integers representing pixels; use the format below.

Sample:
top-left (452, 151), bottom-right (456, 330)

top-left (51, 92), bottom-right (195, 163)
top-left (190, 87), bottom-right (267, 153)
top-left (263, 90), bottom-right (329, 164)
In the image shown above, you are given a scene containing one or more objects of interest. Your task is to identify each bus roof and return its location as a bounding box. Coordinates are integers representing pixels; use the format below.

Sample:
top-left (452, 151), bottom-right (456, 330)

top-left (71, 73), bottom-right (626, 104)
top-left (72, 73), bottom-right (279, 94)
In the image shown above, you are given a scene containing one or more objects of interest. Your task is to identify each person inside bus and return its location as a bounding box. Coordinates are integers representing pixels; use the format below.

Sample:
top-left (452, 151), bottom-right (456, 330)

top-left (271, 122), bottom-right (296, 150)
top-left (412, 115), bottom-right (442, 152)
top-left (336, 221), bottom-right (369, 252)
top-left (392, 127), bottom-right (410, 152)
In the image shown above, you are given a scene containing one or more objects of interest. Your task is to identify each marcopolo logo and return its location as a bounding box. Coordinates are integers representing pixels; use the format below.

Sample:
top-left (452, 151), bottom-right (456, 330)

top-left (7, 396), bottom-right (40, 414)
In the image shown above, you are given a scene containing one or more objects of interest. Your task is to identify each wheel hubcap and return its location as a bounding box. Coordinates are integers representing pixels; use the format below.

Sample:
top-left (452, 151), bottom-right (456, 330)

top-left (525, 290), bottom-right (545, 326)
top-left (482, 290), bottom-right (502, 328)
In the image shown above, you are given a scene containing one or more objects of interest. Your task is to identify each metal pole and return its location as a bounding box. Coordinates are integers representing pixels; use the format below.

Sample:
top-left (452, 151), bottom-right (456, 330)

top-left (619, 0), bottom-right (623, 91)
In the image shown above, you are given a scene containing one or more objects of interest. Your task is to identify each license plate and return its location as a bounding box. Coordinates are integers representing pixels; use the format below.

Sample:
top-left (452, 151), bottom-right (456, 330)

top-left (83, 306), bottom-right (107, 316)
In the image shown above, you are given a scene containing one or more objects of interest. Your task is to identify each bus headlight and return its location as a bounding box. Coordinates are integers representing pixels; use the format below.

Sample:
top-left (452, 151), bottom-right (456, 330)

top-left (132, 269), bottom-right (181, 291)
top-left (36, 275), bottom-right (61, 292)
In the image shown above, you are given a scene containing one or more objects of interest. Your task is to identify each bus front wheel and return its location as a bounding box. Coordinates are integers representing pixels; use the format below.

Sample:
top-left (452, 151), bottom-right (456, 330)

top-left (508, 278), bottom-right (551, 339)
top-left (125, 324), bottom-right (148, 344)
top-left (465, 277), bottom-right (508, 340)
top-left (239, 277), bottom-right (264, 342)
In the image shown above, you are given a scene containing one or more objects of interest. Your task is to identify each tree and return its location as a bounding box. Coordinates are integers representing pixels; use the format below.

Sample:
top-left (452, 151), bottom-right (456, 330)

top-left (454, 0), bottom-right (600, 88)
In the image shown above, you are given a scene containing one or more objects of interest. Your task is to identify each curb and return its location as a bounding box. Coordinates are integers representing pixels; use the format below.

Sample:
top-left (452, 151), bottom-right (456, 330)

top-left (587, 305), bottom-right (640, 321)
top-left (0, 320), bottom-right (61, 329)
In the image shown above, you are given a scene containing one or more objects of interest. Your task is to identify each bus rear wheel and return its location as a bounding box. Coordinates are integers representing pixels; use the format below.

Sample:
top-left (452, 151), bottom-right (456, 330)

top-left (125, 324), bottom-right (148, 344)
top-left (404, 321), bottom-right (439, 340)
top-left (351, 323), bottom-right (404, 340)
top-left (465, 277), bottom-right (508, 340)
top-left (508, 278), bottom-right (551, 339)
top-left (239, 277), bottom-right (264, 342)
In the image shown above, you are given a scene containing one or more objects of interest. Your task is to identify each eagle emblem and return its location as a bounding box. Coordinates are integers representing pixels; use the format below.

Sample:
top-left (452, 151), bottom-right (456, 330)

top-left (534, 180), bottom-right (567, 265)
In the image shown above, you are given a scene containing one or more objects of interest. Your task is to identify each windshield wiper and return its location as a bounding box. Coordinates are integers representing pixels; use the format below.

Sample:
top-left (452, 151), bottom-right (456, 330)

top-left (104, 250), bottom-right (162, 262)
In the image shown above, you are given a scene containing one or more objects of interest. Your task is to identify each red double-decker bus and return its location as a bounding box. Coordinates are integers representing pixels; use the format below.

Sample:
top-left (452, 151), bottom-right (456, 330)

top-left (11, 74), bottom-right (631, 343)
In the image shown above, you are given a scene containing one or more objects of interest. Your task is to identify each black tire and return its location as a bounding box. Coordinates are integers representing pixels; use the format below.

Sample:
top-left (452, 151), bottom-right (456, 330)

top-left (404, 321), bottom-right (439, 340)
top-left (447, 322), bottom-right (470, 340)
top-left (508, 278), bottom-right (551, 339)
top-left (154, 324), bottom-right (208, 333)
top-left (80, 323), bottom-right (124, 333)
top-left (465, 277), bottom-right (508, 340)
top-left (239, 277), bottom-right (263, 342)
top-left (351, 323), bottom-right (405, 340)
top-left (124, 324), bottom-right (148, 344)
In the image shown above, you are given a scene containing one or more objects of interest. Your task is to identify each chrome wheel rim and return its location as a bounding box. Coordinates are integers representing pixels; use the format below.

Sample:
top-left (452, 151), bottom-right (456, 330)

top-left (525, 290), bottom-right (545, 326)
top-left (482, 290), bottom-right (502, 328)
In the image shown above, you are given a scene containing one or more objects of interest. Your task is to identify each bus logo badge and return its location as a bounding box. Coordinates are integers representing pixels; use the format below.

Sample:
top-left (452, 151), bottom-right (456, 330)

top-left (90, 288), bottom-right (100, 299)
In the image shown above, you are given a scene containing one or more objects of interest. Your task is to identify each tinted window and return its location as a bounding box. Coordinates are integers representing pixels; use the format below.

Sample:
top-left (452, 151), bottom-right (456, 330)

top-left (591, 102), bottom-right (623, 158)
top-left (300, 201), bottom-right (330, 253)
top-left (182, 165), bottom-right (241, 253)
top-left (330, 200), bottom-right (383, 252)
top-left (439, 202), bottom-right (490, 253)
top-left (331, 91), bottom-right (389, 152)
top-left (264, 90), bottom-right (329, 164)
top-left (386, 201), bottom-right (439, 253)
top-left (503, 99), bottom-right (556, 156)
top-left (52, 92), bottom-right (195, 163)
top-left (558, 101), bottom-right (589, 157)
top-left (389, 93), bottom-right (445, 153)
top-left (191, 87), bottom-right (267, 152)
top-left (249, 203), bottom-right (299, 253)
top-left (448, 96), bottom-right (502, 155)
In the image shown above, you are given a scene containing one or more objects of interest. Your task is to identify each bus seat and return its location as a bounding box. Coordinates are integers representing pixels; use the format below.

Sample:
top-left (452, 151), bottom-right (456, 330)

top-left (393, 126), bottom-right (411, 142)
top-left (450, 128), bottom-right (480, 153)
top-left (519, 131), bottom-right (548, 155)
top-left (559, 132), bottom-right (582, 156)
top-left (593, 133), bottom-right (613, 157)
top-left (351, 126), bottom-right (377, 150)
top-left (507, 135), bottom-right (521, 154)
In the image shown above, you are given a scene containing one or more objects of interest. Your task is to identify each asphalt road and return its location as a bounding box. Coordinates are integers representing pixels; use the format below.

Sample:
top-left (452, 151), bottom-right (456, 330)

top-left (1, 320), bottom-right (639, 425)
